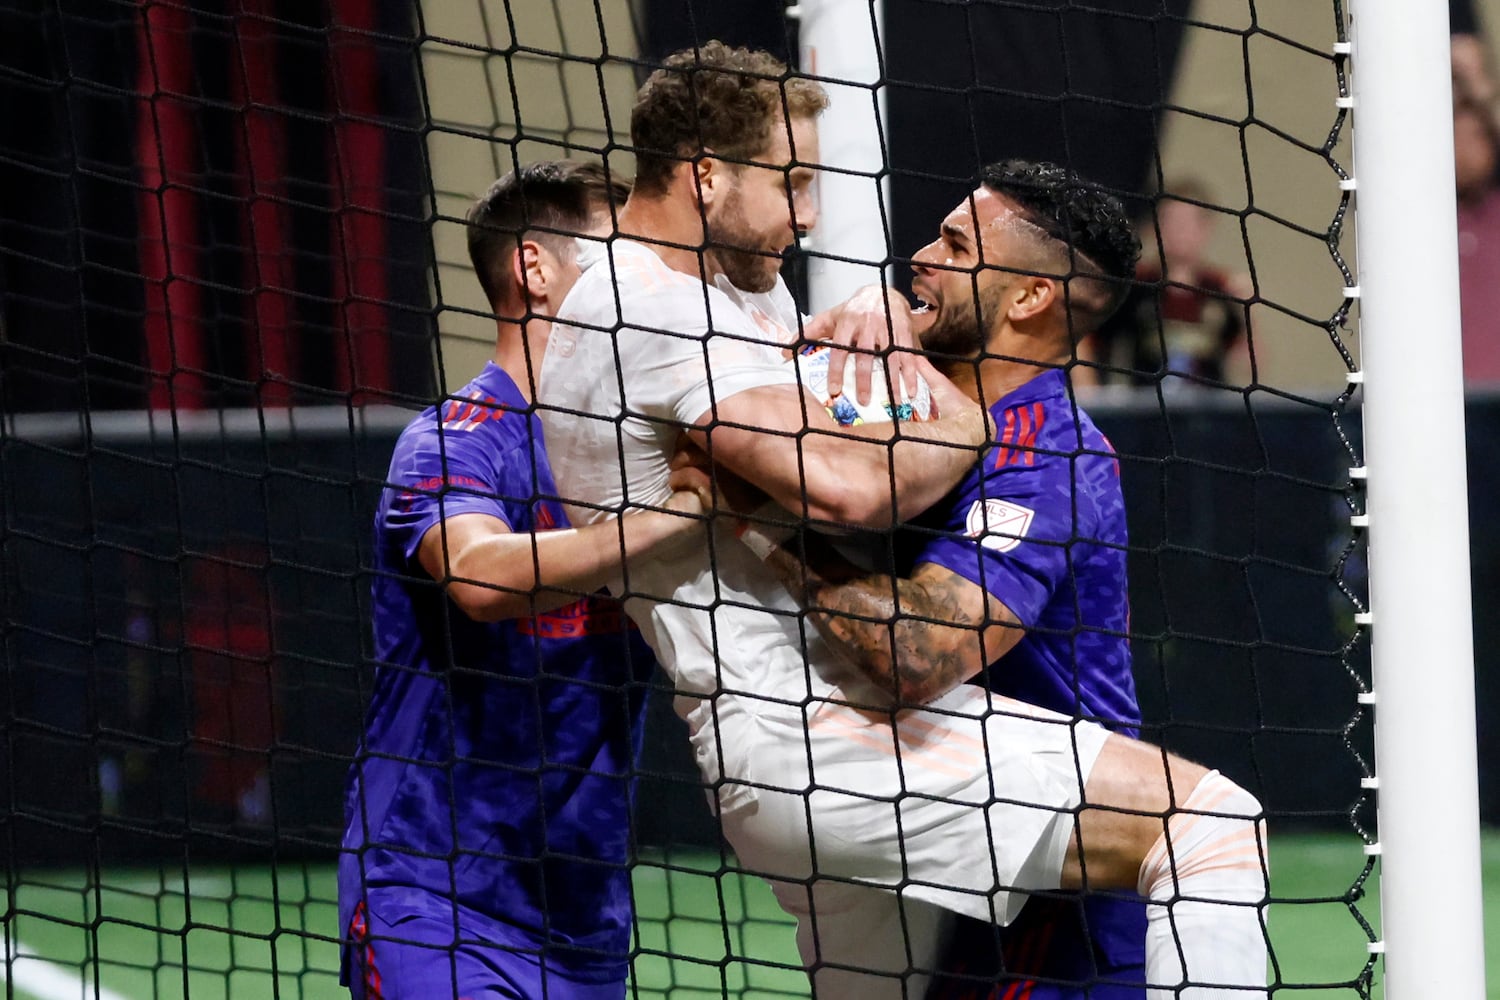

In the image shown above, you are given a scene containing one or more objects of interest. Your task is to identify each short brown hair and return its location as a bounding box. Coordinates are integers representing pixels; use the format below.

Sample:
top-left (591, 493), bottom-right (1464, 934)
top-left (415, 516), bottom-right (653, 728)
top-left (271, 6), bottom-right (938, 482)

top-left (630, 41), bottom-right (828, 196)
top-left (466, 160), bottom-right (631, 310)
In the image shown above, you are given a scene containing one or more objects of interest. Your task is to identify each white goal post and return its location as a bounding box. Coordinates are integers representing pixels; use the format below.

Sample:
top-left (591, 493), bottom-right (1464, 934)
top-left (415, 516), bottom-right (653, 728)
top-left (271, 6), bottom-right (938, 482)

top-left (795, 0), bottom-right (890, 312)
top-left (1350, 3), bottom-right (1486, 997)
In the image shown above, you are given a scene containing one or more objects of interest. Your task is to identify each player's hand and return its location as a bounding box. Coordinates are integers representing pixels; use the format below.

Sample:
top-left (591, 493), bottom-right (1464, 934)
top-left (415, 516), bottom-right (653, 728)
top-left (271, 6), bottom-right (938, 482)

top-left (905, 356), bottom-right (993, 444)
top-left (803, 285), bottom-right (921, 406)
top-left (669, 442), bottom-right (766, 515)
top-left (666, 463), bottom-right (711, 517)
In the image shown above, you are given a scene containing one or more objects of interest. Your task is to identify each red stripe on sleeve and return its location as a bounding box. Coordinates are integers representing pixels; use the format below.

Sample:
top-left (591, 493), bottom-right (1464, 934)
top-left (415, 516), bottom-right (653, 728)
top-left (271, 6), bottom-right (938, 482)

top-left (994, 406), bottom-right (1018, 468)
top-left (1027, 402), bottom-right (1046, 465)
top-left (1015, 405), bottom-right (1034, 465)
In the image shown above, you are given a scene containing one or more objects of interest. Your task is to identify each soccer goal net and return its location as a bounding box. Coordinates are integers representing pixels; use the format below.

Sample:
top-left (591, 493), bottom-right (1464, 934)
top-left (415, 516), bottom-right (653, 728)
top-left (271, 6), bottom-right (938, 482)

top-left (0, 0), bottom-right (1480, 997)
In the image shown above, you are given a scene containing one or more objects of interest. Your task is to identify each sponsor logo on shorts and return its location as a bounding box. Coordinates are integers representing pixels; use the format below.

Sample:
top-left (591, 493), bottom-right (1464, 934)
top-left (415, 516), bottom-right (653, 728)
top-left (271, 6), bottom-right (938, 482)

top-left (964, 499), bottom-right (1034, 553)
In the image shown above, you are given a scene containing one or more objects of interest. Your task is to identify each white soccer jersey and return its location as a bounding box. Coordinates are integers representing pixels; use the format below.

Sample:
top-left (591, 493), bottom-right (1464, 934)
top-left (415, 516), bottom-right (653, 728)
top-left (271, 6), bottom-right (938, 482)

top-left (539, 241), bottom-right (875, 743)
top-left (712, 272), bottom-right (805, 346)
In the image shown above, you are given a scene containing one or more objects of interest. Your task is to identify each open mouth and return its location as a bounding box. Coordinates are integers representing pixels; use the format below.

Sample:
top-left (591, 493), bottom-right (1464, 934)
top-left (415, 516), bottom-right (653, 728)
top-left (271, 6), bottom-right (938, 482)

top-left (910, 286), bottom-right (936, 316)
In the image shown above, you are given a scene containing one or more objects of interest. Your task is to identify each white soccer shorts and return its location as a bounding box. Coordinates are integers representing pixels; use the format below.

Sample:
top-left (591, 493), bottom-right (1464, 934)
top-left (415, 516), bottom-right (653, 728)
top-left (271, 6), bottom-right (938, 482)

top-left (711, 684), bottom-right (1112, 998)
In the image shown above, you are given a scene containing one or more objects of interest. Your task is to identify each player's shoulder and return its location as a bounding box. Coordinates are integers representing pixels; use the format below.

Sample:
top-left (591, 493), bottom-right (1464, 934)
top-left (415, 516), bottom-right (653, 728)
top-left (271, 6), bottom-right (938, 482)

top-left (714, 275), bottom-right (800, 346)
top-left (982, 371), bottom-right (1125, 479)
top-left (395, 367), bottom-right (534, 461)
top-left (562, 240), bottom-right (760, 338)
top-left (986, 370), bottom-right (1069, 467)
top-left (566, 240), bottom-right (699, 313)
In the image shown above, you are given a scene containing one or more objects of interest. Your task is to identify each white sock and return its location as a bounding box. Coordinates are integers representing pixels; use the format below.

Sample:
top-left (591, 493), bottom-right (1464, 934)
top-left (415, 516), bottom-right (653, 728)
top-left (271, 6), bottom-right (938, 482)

top-left (1137, 770), bottom-right (1270, 998)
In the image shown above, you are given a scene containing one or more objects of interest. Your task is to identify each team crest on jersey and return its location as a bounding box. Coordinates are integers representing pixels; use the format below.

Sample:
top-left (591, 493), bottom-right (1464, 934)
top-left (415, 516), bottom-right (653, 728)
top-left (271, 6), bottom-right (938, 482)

top-left (965, 499), bottom-right (1035, 553)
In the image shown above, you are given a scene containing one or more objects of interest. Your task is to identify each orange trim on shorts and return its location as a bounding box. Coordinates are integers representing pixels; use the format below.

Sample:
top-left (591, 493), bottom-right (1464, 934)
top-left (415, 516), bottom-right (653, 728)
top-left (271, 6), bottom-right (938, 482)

top-left (832, 692), bottom-right (991, 755)
top-left (809, 709), bottom-right (974, 779)
top-left (350, 900), bottom-right (384, 1000)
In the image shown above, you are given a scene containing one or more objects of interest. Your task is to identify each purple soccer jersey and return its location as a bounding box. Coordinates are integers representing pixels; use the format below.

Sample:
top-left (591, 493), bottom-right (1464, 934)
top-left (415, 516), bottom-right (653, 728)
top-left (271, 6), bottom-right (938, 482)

top-left (902, 368), bottom-right (1147, 998)
top-left (339, 363), bottom-right (655, 992)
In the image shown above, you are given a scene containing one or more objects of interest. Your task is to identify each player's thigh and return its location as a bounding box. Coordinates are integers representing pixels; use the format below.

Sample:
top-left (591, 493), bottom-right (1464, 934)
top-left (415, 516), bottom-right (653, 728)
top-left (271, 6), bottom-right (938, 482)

top-left (346, 905), bottom-right (624, 1000)
top-left (345, 914), bottom-right (514, 1000)
top-left (769, 877), bottom-right (951, 1000)
top-left (720, 700), bottom-right (1095, 909)
top-left (717, 695), bottom-right (1117, 931)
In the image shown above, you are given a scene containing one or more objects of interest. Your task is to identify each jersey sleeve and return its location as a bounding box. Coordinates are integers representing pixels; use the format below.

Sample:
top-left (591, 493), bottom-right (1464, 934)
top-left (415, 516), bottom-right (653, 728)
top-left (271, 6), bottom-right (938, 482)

top-left (913, 444), bottom-right (1087, 628)
top-left (381, 417), bottom-right (524, 567)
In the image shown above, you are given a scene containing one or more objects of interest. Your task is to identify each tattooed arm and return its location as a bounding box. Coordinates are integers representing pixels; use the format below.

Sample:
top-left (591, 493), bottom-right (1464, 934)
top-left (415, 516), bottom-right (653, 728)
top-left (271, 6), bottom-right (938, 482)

top-left (759, 530), bottom-right (1026, 706)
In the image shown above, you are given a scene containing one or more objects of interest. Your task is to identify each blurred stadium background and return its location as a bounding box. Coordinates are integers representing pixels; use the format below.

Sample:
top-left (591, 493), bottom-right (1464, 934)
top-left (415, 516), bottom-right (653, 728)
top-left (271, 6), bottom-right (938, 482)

top-left (1, 0), bottom-right (1497, 997)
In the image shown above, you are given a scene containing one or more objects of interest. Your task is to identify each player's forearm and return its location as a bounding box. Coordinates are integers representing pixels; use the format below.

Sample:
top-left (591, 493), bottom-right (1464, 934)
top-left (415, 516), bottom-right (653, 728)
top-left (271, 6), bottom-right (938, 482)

top-left (446, 508), bottom-right (689, 621)
top-left (759, 542), bottom-right (901, 699)
top-left (882, 416), bottom-right (988, 521)
top-left (796, 410), bottom-right (986, 529)
top-left (760, 538), bottom-right (983, 706)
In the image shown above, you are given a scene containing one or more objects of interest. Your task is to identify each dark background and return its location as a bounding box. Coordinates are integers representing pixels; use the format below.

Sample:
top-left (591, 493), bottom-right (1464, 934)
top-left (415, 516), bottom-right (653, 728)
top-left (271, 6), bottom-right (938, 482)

top-left (2, 0), bottom-right (1194, 413)
top-left (0, 0), bottom-right (436, 413)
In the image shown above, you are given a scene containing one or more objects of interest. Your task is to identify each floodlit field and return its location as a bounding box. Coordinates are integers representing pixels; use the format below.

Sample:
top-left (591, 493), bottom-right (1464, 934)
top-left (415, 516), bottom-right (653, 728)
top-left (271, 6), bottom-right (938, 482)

top-left (0, 832), bottom-right (1489, 999)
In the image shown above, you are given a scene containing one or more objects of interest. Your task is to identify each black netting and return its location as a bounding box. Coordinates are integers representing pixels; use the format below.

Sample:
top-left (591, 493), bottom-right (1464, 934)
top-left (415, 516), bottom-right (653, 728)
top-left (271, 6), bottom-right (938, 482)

top-left (0, 1), bottom-right (1402, 997)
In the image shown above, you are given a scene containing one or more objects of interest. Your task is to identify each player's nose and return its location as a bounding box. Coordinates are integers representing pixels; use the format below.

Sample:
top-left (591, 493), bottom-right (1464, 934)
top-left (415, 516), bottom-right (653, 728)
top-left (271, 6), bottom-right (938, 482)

top-left (794, 192), bottom-right (819, 234)
top-left (911, 239), bottom-right (941, 273)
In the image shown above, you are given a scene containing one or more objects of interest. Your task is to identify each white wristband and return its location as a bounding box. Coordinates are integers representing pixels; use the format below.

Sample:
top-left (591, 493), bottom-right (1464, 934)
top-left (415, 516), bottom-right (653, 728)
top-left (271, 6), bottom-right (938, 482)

top-left (734, 504), bottom-right (796, 562)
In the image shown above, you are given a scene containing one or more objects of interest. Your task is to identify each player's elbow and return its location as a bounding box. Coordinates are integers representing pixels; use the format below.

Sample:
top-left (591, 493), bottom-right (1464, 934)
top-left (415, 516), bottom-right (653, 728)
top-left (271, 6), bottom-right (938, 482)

top-left (811, 495), bottom-right (891, 530)
top-left (890, 631), bottom-right (991, 706)
top-left (892, 654), bottom-right (970, 707)
top-left (444, 580), bottom-right (528, 623)
top-left (795, 468), bottom-right (895, 529)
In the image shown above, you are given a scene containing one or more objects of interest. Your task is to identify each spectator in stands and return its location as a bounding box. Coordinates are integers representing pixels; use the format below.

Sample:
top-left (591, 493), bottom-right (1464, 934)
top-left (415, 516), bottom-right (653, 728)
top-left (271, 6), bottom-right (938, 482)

top-left (1452, 31), bottom-right (1500, 385)
top-left (1084, 180), bottom-right (1251, 389)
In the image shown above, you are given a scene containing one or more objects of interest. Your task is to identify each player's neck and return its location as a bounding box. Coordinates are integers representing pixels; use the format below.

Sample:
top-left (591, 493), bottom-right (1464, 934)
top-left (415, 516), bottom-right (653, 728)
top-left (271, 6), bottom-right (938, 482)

top-left (491, 319), bottom-right (546, 401)
top-left (960, 329), bottom-right (1070, 406)
top-left (968, 356), bottom-right (1052, 407)
top-left (616, 192), bottom-right (713, 282)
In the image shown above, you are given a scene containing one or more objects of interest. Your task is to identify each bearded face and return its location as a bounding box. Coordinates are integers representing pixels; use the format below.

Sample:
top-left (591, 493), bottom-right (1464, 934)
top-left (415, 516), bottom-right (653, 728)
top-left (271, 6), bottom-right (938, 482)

top-left (705, 182), bottom-right (783, 294)
top-left (916, 277), bottom-right (1006, 359)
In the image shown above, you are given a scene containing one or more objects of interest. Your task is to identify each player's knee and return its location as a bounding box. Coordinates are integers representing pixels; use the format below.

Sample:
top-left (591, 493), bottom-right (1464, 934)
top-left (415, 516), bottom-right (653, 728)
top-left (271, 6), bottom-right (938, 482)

top-left (1137, 770), bottom-right (1269, 902)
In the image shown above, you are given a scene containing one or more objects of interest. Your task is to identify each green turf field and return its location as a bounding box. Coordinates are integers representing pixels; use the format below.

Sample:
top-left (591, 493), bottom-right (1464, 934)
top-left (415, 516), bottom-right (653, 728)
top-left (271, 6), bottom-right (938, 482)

top-left (0, 831), bottom-right (1487, 999)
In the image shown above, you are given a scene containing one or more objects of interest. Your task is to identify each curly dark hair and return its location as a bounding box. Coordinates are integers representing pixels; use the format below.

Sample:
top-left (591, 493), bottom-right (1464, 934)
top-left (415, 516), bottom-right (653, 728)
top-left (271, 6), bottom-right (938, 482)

top-left (631, 41), bottom-right (828, 196)
top-left (466, 160), bottom-right (630, 310)
top-left (978, 159), bottom-right (1141, 326)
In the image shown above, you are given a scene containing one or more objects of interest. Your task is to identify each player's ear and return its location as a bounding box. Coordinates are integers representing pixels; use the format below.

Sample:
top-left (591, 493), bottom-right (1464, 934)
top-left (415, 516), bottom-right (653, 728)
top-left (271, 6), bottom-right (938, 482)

top-left (516, 239), bottom-right (549, 302)
top-left (693, 150), bottom-right (721, 211)
top-left (1008, 274), bottom-right (1057, 324)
